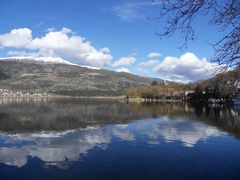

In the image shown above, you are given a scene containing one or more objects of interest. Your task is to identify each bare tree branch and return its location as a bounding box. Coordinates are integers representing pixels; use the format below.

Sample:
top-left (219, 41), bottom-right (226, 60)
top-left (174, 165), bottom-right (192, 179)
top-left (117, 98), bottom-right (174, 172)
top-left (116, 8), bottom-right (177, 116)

top-left (151, 0), bottom-right (240, 68)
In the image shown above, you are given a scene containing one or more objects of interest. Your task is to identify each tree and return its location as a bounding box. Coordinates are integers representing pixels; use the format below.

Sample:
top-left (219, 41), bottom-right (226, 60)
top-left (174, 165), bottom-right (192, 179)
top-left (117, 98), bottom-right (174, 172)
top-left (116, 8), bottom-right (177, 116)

top-left (150, 0), bottom-right (240, 68)
top-left (151, 80), bottom-right (158, 86)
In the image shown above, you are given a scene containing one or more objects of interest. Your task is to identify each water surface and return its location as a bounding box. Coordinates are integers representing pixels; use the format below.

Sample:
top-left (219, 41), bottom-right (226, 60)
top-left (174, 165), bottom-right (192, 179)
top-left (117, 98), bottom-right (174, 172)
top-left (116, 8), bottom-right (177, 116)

top-left (0, 98), bottom-right (240, 180)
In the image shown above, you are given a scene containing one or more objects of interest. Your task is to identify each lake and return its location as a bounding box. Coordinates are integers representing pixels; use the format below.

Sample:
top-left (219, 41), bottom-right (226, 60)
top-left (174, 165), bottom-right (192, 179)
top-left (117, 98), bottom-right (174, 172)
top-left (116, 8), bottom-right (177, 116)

top-left (0, 98), bottom-right (240, 180)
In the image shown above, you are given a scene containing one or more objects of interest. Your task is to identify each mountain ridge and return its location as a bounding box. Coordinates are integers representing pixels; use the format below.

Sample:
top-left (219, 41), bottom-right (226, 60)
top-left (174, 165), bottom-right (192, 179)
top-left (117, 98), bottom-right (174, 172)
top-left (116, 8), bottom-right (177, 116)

top-left (0, 58), bottom-right (163, 96)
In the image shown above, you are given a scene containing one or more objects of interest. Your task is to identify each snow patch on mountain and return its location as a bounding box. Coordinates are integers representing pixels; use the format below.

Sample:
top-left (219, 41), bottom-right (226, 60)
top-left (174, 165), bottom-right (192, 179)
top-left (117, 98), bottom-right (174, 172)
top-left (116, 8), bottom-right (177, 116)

top-left (0, 56), bottom-right (100, 70)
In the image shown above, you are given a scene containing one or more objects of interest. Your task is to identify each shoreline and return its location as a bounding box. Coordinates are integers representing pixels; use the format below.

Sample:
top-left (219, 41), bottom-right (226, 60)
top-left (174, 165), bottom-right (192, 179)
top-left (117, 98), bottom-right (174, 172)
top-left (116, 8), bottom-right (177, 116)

top-left (126, 97), bottom-right (182, 103)
top-left (0, 95), bottom-right (126, 100)
top-left (0, 96), bottom-right (235, 105)
top-left (0, 96), bottom-right (182, 103)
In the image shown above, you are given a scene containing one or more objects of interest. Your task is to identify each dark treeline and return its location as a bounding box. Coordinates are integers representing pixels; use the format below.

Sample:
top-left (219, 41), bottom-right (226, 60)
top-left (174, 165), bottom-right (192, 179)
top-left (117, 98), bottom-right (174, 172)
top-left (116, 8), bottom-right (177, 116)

top-left (125, 81), bottom-right (193, 100)
top-left (189, 68), bottom-right (239, 103)
top-left (125, 68), bottom-right (240, 103)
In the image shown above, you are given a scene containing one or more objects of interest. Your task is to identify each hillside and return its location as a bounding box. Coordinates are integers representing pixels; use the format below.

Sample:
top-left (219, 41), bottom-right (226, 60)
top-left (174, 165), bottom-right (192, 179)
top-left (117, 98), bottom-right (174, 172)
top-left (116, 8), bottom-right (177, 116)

top-left (0, 58), bottom-right (163, 96)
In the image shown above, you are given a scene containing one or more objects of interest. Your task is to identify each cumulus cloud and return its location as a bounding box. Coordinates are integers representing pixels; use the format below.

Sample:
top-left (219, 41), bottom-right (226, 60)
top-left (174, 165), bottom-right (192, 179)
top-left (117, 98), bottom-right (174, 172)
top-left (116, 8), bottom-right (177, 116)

top-left (147, 52), bottom-right (161, 59)
top-left (112, 55), bottom-right (136, 67)
top-left (138, 59), bottom-right (160, 67)
top-left (116, 67), bottom-right (130, 73)
top-left (46, 27), bottom-right (55, 32)
top-left (7, 50), bottom-right (42, 57)
top-left (154, 52), bottom-right (223, 82)
top-left (0, 28), bottom-right (32, 48)
top-left (0, 27), bottom-right (112, 67)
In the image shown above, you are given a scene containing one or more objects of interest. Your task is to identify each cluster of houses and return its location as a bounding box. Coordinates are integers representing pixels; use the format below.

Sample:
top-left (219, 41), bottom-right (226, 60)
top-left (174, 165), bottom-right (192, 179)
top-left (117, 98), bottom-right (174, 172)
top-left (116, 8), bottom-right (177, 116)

top-left (0, 89), bottom-right (48, 97)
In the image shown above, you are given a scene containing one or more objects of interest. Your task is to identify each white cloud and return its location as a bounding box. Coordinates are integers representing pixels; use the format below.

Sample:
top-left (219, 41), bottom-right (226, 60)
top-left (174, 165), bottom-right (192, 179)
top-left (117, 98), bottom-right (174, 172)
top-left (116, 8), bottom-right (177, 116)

top-left (0, 56), bottom-right (76, 66)
top-left (147, 52), bottom-right (161, 59)
top-left (35, 21), bottom-right (45, 28)
top-left (100, 47), bottom-right (110, 54)
top-left (116, 67), bottom-right (130, 73)
top-left (112, 55), bottom-right (136, 67)
top-left (111, 1), bottom-right (160, 21)
top-left (111, 3), bottom-right (145, 21)
top-left (0, 28), bottom-right (32, 48)
top-left (7, 50), bottom-right (42, 57)
top-left (46, 28), bottom-right (55, 32)
top-left (138, 59), bottom-right (160, 67)
top-left (154, 52), bottom-right (223, 82)
top-left (0, 27), bottom-right (112, 67)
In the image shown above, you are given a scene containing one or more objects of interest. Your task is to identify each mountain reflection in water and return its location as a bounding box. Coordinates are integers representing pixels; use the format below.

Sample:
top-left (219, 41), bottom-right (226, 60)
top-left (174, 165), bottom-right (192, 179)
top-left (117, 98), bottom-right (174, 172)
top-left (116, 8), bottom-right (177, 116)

top-left (0, 98), bottom-right (239, 179)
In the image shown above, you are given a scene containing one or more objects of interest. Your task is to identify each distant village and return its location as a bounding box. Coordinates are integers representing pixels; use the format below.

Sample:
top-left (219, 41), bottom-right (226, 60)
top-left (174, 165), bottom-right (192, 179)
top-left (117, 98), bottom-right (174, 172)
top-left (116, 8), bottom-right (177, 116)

top-left (0, 89), bottom-right (48, 97)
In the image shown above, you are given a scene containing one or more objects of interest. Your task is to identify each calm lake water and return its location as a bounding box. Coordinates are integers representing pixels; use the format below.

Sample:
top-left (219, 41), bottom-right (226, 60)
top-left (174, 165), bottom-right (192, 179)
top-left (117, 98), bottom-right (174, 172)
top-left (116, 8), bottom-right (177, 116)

top-left (0, 98), bottom-right (240, 180)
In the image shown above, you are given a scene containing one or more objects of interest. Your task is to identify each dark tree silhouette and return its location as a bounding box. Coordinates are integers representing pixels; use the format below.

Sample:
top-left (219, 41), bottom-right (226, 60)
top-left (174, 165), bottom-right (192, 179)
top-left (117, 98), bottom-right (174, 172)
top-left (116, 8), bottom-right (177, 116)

top-left (150, 0), bottom-right (240, 68)
top-left (151, 80), bottom-right (158, 86)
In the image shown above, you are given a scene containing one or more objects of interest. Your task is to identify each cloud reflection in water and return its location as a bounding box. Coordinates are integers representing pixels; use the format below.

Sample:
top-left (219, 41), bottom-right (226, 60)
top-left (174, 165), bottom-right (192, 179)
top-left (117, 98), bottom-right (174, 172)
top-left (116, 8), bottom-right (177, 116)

top-left (0, 116), bottom-right (226, 168)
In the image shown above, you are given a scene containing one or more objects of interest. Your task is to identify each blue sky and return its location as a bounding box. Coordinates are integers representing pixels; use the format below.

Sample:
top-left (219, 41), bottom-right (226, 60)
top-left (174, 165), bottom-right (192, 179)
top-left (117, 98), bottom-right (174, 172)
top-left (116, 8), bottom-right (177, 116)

top-left (0, 0), bottom-right (224, 82)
